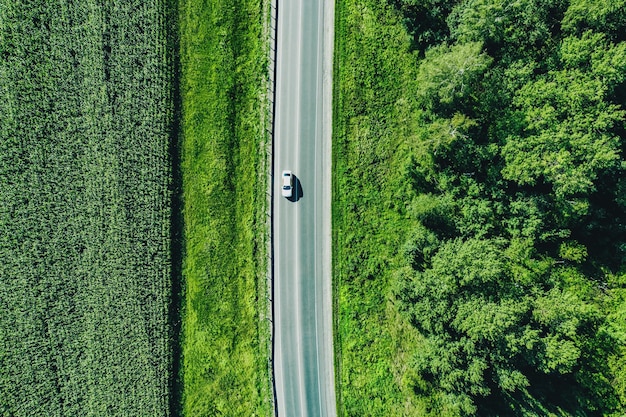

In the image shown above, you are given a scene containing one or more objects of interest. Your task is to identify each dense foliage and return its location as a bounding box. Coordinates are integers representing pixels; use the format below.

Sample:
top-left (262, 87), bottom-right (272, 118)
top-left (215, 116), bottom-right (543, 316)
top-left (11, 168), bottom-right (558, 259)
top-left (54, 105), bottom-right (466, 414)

top-left (0, 0), bottom-right (178, 416)
top-left (179, 0), bottom-right (272, 415)
top-left (335, 0), bottom-right (626, 415)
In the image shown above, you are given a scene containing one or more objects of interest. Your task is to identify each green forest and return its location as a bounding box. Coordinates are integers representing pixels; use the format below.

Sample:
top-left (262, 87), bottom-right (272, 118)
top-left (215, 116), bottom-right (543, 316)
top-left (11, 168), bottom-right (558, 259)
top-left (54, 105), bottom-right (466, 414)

top-left (334, 0), bottom-right (626, 415)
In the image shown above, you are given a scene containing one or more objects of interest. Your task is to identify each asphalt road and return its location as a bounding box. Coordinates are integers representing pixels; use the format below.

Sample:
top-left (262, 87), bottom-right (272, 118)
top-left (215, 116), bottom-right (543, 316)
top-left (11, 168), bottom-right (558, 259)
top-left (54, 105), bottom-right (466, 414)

top-left (272, 0), bottom-right (336, 415)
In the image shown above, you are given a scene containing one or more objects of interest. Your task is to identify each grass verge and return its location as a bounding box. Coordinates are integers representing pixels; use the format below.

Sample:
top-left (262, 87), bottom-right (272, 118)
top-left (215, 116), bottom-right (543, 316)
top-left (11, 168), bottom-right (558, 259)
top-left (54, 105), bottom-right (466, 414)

top-left (332, 0), bottom-right (429, 415)
top-left (178, 0), bottom-right (273, 415)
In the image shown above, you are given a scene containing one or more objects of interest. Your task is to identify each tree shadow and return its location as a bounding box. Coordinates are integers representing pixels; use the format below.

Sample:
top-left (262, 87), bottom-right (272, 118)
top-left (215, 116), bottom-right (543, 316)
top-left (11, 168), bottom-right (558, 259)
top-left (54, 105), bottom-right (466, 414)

top-left (388, 0), bottom-right (453, 54)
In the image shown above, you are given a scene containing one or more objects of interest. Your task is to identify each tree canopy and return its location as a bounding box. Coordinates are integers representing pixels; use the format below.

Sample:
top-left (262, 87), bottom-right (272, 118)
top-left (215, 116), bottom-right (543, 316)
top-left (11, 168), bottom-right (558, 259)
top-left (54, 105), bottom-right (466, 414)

top-left (392, 0), bottom-right (626, 414)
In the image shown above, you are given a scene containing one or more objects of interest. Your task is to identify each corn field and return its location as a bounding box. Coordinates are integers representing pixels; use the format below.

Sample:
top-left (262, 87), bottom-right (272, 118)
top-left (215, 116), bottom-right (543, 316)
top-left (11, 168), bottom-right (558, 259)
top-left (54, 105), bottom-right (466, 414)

top-left (0, 0), bottom-right (178, 415)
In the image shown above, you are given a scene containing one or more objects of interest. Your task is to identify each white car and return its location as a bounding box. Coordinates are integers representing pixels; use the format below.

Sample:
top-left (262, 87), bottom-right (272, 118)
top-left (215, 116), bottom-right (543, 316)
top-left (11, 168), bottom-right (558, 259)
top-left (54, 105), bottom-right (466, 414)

top-left (281, 170), bottom-right (293, 198)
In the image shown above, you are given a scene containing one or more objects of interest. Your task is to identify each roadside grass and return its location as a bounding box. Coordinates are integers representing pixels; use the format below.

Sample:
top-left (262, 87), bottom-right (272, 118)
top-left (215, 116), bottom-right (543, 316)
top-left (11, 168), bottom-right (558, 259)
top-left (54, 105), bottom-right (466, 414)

top-left (179, 0), bottom-right (272, 415)
top-left (333, 0), bottom-right (429, 415)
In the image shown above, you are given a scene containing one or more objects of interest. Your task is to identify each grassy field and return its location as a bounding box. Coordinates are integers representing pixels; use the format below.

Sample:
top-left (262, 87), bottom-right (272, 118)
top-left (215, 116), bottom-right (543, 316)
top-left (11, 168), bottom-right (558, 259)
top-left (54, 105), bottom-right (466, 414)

top-left (0, 1), bottom-right (178, 416)
top-left (333, 0), bottom-right (425, 415)
top-left (178, 0), bottom-right (273, 415)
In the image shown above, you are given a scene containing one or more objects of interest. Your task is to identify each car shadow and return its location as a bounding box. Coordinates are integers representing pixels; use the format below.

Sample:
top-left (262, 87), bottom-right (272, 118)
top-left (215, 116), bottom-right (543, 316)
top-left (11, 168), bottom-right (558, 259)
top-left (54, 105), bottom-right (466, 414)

top-left (288, 176), bottom-right (303, 202)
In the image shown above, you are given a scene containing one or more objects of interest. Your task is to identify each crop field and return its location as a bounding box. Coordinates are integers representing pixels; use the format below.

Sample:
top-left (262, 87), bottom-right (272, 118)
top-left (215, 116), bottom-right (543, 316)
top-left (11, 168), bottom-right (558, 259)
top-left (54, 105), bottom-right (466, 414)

top-left (0, 1), bottom-right (179, 416)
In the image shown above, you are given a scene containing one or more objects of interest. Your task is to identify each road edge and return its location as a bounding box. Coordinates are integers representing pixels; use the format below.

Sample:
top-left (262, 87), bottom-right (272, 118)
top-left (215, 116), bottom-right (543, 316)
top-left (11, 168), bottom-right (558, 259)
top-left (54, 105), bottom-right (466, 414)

top-left (322, 0), bottom-right (338, 415)
top-left (266, 0), bottom-right (278, 415)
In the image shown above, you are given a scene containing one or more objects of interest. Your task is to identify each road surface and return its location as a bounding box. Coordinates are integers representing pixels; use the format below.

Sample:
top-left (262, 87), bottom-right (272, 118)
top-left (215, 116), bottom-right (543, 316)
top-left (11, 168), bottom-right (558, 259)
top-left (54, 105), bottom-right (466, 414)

top-left (272, 0), bottom-right (336, 415)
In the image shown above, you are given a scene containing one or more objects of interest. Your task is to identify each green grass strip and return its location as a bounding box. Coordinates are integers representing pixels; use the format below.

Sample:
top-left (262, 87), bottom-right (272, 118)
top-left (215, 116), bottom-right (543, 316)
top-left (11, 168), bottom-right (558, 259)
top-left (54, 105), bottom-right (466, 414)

top-left (179, 0), bottom-right (272, 415)
top-left (332, 0), bottom-right (430, 415)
